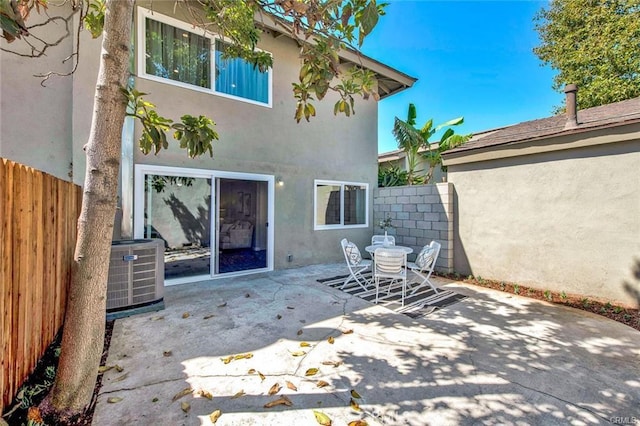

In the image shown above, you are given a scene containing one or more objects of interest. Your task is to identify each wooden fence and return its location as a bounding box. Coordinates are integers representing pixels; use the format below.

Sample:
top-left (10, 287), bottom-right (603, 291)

top-left (1, 159), bottom-right (82, 414)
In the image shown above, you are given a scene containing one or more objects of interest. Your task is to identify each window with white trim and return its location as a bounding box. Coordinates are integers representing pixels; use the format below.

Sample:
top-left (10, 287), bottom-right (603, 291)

top-left (137, 7), bottom-right (272, 106)
top-left (314, 180), bottom-right (368, 230)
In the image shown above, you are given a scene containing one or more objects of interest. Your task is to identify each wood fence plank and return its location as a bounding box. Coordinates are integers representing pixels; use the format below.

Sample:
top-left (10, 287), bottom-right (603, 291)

top-left (0, 160), bottom-right (80, 413)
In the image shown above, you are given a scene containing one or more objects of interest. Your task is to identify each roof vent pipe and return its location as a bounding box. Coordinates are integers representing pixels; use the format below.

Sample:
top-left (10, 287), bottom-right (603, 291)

top-left (564, 84), bottom-right (579, 129)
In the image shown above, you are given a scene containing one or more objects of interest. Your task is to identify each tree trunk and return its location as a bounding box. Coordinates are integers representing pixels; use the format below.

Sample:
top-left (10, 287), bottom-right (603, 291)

top-left (41, 0), bottom-right (134, 420)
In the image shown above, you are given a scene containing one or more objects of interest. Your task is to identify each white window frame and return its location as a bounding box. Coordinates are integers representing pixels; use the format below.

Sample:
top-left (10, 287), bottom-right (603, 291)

top-left (136, 7), bottom-right (272, 108)
top-left (314, 179), bottom-right (369, 230)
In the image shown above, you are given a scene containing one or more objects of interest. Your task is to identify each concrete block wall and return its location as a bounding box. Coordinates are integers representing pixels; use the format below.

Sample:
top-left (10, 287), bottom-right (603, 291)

top-left (373, 183), bottom-right (454, 273)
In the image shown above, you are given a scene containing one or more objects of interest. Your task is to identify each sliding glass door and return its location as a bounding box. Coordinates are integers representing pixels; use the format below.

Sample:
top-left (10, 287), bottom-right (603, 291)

top-left (134, 165), bottom-right (274, 284)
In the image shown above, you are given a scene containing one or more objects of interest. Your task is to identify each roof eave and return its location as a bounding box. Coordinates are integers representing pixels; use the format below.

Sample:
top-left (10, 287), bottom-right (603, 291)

top-left (254, 11), bottom-right (417, 99)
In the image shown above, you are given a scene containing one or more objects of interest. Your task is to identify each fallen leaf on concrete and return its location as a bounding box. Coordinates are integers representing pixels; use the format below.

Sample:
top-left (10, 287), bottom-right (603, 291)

top-left (305, 368), bottom-right (319, 376)
top-left (98, 366), bottom-right (112, 374)
top-left (151, 316), bottom-right (164, 321)
top-left (277, 314), bottom-right (282, 319)
top-left (182, 312), bottom-right (190, 319)
top-left (342, 329), bottom-right (354, 334)
top-left (106, 397), bottom-right (122, 404)
top-left (152, 397), bottom-right (158, 402)
top-left (268, 382), bottom-right (281, 395)
top-left (290, 351), bottom-right (306, 357)
top-left (297, 329), bottom-right (303, 335)
top-left (172, 387), bottom-right (192, 402)
top-left (321, 361), bottom-right (343, 368)
top-left (163, 350), bottom-right (172, 357)
top-left (209, 409), bottom-right (222, 423)
top-left (197, 389), bottom-right (213, 400)
top-left (349, 398), bottom-right (361, 412)
top-left (350, 389), bottom-right (361, 399)
top-left (231, 390), bottom-right (246, 399)
top-left (348, 420), bottom-right (368, 426)
top-left (181, 401), bottom-right (190, 413)
top-left (258, 371), bottom-right (266, 381)
top-left (327, 336), bottom-right (335, 344)
top-left (316, 380), bottom-right (329, 388)
top-left (114, 365), bottom-right (124, 373)
top-left (286, 381), bottom-right (298, 391)
top-left (112, 373), bottom-right (129, 383)
top-left (263, 396), bottom-right (292, 408)
top-left (248, 369), bottom-right (256, 374)
top-left (300, 342), bottom-right (311, 347)
top-left (287, 306), bottom-right (295, 310)
top-left (222, 353), bottom-right (253, 364)
top-left (313, 410), bottom-right (332, 425)
top-left (203, 314), bottom-right (215, 319)
top-left (218, 302), bottom-right (227, 308)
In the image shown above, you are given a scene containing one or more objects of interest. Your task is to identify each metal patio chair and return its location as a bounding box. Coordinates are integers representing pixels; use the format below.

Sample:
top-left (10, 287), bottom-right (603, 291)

top-left (407, 241), bottom-right (441, 295)
top-left (373, 247), bottom-right (408, 307)
top-left (340, 238), bottom-right (372, 290)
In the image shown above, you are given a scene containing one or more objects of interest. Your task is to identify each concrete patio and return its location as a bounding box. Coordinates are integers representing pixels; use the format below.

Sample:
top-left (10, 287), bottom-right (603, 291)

top-left (94, 263), bottom-right (640, 425)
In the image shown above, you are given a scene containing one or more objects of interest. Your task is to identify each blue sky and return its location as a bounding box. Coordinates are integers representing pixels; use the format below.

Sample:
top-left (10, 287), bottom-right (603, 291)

top-left (360, 1), bottom-right (562, 153)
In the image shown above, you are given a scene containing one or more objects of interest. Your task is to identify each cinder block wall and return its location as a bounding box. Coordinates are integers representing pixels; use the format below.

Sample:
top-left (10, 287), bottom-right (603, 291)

top-left (373, 183), bottom-right (453, 273)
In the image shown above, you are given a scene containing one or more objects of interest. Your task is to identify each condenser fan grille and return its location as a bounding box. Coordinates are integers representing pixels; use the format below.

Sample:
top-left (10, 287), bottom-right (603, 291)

top-left (107, 239), bottom-right (164, 312)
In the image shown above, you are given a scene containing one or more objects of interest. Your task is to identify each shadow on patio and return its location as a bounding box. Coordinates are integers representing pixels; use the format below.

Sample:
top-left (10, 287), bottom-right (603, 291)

top-left (94, 264), bottom-right (640, 425)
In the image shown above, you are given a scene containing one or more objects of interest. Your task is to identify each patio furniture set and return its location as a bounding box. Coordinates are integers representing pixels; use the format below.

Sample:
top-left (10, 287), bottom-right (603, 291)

top-left (340, 236), bottom-right (441, 307)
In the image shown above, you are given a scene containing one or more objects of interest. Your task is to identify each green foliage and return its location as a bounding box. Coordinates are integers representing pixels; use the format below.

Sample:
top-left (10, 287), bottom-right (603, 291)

top-left (513, 284), bottom-right (520, 295)
top-left (389, 103), bottom-right (470, 185)
top-left (123, 88), bottom-right (218, 159)
top-left (560, 291), bottom-right (568, 301)
top-left (581, 298), bottom-right (591, 308)
top-left (84, 0), bottom-right (106, 38)
top-left (534, 0), bottom-right (640, 111)
top-left (378, 165), bottom-right (408, 187)
top-left (544, 290), bottom-right (552, 301)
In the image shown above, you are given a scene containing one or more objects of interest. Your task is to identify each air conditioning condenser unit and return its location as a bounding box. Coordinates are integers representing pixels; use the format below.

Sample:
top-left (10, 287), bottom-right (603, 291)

top-left (106, 239), bottom-right (164, 320)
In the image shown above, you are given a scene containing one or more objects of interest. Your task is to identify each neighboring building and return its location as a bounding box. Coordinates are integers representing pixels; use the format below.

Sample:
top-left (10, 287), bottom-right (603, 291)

top-left (443, 86), bottom-right (640, 307)
top-left (378, 144), bottom-right (446, 184)
top-left (0, 2), bottom-right (415, 283)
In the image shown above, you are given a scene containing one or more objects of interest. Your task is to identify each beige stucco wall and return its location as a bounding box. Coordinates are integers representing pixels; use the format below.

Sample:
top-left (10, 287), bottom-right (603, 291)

top-left (0, 2), bottom-right (74, 180)
top-left (447, 129), bottom-right (640, 307)
top-left (74, 3), bottom-right (378, 269)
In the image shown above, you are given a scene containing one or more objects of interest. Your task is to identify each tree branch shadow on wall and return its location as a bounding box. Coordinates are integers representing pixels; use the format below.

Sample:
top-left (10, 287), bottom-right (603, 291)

top-left (164, 194), bottom-right (211, 248)
top-left (623, 257), bottom-right (640, 308)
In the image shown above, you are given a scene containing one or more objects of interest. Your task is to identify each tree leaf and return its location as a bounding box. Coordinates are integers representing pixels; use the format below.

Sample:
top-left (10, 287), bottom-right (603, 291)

top-left (286, 381), bottom-right (298, 391)
top-left (290, 351), bottom-right (306, 357)
top-left (350, 389), bottom-right (362, 399)
top-left (297, 329), bottom-right (304, 335)
top-left (313, 410), bottom-right (332, 425)
top-left (342, 329), bottom-right (354, 334)
top-left (350, 398), bottom-right (361, 411)
top-left (268, 382), bottom-right (281, 396)
top-left (316, 380), bottom-right (329, 388)
top-left (181, 401), bottom-right (190, 413)
top-left (264, 396), bottom-right (293, 408)
top-left (305, 368), bottom-right (319, 376)
top-left (327, 336), bottom-right (335, 344)
top-left (300, 342), bottom-right (311, 347)
top-left (172, 387), bottom-right (192, 402)
top-left (182, 312), bottom-right (190, 319)
top-left (203, 314), bottom-right (215, 319)
top-left (321, 361), bottom-right (343, 368)
top-left (348, 421), bottom-right (369, 426)
top-left (107, 396), bottom-right (122, 404)
top-left (209, 409), bottom-right (222, 423)
top-left (231, 390), bottom-right (246, 399)
top-left (197, 389), bottom-right (213, 400)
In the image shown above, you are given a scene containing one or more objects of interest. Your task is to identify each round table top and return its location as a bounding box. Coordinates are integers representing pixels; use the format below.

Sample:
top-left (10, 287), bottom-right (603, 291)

top-left (365, 244), bottom-right (413, 255)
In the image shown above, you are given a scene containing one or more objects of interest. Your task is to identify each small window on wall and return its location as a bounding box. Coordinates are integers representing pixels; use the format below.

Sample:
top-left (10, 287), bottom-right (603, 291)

top-left (314, 180), bottom-right (368, 230)
top-left (137, 7), bottom-right (272, 107)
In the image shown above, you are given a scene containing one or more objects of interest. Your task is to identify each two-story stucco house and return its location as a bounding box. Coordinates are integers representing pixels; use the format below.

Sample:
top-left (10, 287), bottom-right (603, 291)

top-left (0, 2), bottom-right (415, 284)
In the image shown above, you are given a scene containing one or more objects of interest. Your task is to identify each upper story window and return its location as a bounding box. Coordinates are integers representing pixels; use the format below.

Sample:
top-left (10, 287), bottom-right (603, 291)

top-left (314, 180), bottom-right (369, 230)
top-left (137, 7), bottom-right (272, 107)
